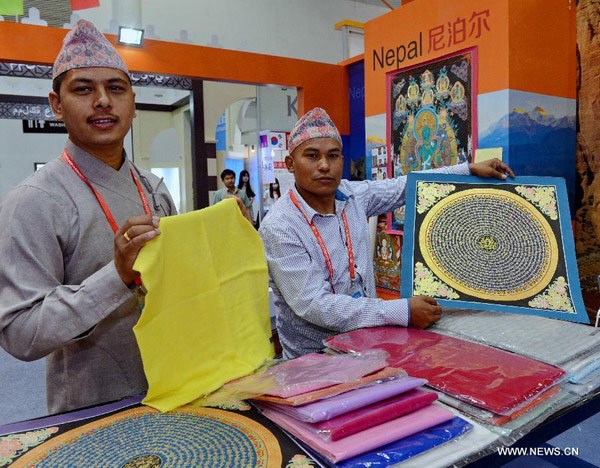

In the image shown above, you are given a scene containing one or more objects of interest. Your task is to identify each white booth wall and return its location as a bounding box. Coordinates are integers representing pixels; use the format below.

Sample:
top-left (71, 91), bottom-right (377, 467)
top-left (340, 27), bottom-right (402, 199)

top-left (0, 120), bottom-right (133, 203)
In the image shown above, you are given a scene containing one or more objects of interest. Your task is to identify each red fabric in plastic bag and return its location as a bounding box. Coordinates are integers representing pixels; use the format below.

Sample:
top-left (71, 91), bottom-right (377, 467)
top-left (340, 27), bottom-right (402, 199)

top-left (325, 327), bottom-right (565, 414)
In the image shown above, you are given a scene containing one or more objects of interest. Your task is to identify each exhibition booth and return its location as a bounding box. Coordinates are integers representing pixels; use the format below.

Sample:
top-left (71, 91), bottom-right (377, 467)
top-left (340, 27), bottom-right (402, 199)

top-left (1, 0), bottom-right (599, 466)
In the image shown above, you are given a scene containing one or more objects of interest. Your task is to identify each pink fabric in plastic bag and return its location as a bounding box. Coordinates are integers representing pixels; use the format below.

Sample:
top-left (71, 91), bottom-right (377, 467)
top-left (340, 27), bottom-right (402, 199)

top-left (316, 389), bottom-right (439, 440)
top-left (263, 351), bottom-right (387, 398)
top-left (325, 327), bottom-right (565, 414)
top-left (252, 367), bottom-right (406, 406)
top-left (258, 376), bottom-right (426, 423)
top-left (258, 403), bottom-right (454, 463)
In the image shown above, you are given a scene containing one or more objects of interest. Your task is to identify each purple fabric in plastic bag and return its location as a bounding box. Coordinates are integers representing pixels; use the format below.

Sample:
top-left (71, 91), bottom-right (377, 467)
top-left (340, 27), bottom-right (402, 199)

top-left (259, 376), bottom-right (427, 423)
top-left (263, 351), bottom-right (387, 398)
top-left (336, 416), bottom-right (473, 467)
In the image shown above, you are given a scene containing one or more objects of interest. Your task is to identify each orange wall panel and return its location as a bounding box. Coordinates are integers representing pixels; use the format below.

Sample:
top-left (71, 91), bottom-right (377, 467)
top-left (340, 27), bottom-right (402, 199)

top-left (508, 0), bottom-right (576, 98)
top-left (365, 0), bottom-right (510, 116)
top-left (365, 0), bottom-right (575, 117)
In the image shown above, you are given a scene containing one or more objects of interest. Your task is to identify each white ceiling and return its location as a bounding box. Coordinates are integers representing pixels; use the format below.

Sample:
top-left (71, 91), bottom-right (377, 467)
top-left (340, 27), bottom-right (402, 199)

top-left (0, 0), bottom-right (404, 104)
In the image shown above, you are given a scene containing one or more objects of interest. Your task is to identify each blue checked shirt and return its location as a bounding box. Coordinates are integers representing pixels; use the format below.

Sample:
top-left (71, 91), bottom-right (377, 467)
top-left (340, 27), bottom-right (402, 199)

top-left (259, 163), bottom-right (470, 358)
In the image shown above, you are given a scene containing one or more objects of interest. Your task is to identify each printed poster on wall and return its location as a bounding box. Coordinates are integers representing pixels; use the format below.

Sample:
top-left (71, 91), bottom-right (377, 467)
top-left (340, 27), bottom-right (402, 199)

top-left (386, 48), bottom-right (476, 233)
top-left (260, 132), bottom-right (292, 215)
top-left (374, 215), bottom-right (402, 294)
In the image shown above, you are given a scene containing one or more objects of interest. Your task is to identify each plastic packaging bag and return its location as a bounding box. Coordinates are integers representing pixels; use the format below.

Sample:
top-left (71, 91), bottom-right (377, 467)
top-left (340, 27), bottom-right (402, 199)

top-left (336, 417), bottom-right (472, 467)
top-left (315, 389), bottom-right (438, 441)
top-left (257, 403), bottom-right (454, 463)
top-left (567, 354), bottom-right (600, 384)
top-left (398, 410), bottom-right (500, 468)
top-left (432, 308), bottom-right (600, 366)
top-left (195, 350), bottom-right (389, 407)
top-left (252, 366), bottom-right (406, 407)
top-left (256, 376), bottom-right (426, 423)
top-left (437, 385), bottom-right (561, 427)
top-left (325, 327), bottom-right (565, 415)
top-left (260, 350), bottom-right (388, 398)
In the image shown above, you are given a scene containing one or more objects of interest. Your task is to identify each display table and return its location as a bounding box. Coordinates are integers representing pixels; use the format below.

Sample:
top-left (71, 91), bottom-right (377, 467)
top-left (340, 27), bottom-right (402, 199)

top-left (2, 312), bottom-right (599, 467)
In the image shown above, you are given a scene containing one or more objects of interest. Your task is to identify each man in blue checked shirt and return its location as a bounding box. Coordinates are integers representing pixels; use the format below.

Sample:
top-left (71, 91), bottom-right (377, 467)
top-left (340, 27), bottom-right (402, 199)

top-left (259, 107), bottom-right (514, 359)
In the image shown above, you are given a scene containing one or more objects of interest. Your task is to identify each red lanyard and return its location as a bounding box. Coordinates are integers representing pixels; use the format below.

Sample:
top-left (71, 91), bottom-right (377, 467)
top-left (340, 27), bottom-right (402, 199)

top-left (62, 151), bottom-right (152, 234)
top-left (289, 191), bottom-right (356, 293)
top-left (62, 151), bottom-right (152, 287)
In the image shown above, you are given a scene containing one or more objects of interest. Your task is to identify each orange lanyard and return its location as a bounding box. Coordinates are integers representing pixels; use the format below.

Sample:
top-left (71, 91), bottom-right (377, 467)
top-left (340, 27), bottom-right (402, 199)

top-left (62, 150), bottom-right (152, 234)
top-left (289, 191), bottom-right (356, 293)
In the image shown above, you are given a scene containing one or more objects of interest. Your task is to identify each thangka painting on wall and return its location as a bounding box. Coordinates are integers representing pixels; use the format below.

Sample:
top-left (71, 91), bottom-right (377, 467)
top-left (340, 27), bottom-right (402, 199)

top-left (374, 215), bottom-right (402, 293)
top-left (386, 48), bottom-right (476, 234)
top-left (400, 173), bottom-right (589, 324)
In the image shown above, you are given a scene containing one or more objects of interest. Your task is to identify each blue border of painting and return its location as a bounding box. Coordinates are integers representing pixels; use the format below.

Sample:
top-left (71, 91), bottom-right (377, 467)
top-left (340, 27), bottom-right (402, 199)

top-left (400, 173), bottom-right (589, 324)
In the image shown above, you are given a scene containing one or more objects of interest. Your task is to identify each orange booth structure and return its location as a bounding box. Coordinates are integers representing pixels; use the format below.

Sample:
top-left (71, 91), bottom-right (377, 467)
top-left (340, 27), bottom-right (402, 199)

top-left (364, 0), bottom-right (576, 293)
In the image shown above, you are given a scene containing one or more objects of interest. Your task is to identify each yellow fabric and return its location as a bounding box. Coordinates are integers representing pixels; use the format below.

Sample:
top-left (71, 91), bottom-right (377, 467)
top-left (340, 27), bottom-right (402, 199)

top-left (133, 198), bottom-right (274, 412)
top-left (474, 147), bottom-right (503, 164)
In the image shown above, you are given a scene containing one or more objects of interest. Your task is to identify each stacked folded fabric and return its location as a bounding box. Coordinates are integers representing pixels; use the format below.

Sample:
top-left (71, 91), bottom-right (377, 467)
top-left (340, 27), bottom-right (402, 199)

top-left (253, 360), bottom-right (473, 465)
top-left (431, 308), bottom-right (600, 387)
top-left (324, 327), bottom-right (566, 427)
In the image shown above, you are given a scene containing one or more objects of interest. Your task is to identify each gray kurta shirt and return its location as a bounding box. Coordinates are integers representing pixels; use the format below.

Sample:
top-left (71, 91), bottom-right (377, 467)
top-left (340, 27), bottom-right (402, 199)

top-left (0, 140), bottom-right (176, 414)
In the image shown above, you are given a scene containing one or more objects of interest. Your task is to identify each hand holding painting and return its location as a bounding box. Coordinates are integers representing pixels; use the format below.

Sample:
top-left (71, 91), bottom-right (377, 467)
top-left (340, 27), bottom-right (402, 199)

top-left (409, 296), bottom-right (442, 328)
top-left (469, 158), bottom-right (515, 180)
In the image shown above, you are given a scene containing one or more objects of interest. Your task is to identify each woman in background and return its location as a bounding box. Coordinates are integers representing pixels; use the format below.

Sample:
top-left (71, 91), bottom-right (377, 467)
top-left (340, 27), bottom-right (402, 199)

top-left (237, 170), bottom-right (256, 221)
top-left (264, 178), bottom-right (281, 215)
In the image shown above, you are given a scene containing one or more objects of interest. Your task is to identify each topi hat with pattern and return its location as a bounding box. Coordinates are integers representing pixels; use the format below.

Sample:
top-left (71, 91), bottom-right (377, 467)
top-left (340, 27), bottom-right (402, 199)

top-left (52, 19), bottom-right (130, 81)
top-left (287, 107), bottom-right (342, 155)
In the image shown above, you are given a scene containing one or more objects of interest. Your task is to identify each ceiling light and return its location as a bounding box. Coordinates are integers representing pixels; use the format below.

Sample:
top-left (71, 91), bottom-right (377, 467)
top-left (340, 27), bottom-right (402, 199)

top-left (118, 27), bottom-right (144, 47)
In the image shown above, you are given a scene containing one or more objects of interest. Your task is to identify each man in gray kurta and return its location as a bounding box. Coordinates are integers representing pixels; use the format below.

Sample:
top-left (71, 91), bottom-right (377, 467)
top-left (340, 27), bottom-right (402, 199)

top-left (0, 20), bottom-right (176, 414)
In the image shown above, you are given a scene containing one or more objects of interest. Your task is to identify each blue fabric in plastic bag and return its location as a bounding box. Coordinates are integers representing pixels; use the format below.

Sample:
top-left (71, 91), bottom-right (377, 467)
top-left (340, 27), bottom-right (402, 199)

top-left (336, 416), bottom-right (473, 467)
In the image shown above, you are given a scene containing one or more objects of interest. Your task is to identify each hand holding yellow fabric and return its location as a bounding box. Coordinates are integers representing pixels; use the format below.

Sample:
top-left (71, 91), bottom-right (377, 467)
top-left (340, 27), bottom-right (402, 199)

top-left (134, 198), bottom-right (274, 412)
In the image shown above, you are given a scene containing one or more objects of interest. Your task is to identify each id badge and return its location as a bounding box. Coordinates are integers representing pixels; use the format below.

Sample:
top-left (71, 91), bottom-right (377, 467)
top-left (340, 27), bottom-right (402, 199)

top-left (350, 276), bottom-right (364, 298)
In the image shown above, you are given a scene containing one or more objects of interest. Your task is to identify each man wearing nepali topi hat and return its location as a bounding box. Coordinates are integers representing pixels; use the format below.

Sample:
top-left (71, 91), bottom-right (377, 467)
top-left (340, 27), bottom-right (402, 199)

top-left (0, 20), bottom-right (177, 414)
top-left (259, 107), bottom-right (515, 359)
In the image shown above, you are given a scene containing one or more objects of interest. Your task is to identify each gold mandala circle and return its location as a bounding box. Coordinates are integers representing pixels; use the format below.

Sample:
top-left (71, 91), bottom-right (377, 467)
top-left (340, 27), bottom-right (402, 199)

top-left (122, 454), bottom-right (162, 467)
top-left (13, 406), bottom-right (282, 468)
top-left (419, 188), bottom-right (558, 301)
top-left (478, 235), bottom-right (498, 251)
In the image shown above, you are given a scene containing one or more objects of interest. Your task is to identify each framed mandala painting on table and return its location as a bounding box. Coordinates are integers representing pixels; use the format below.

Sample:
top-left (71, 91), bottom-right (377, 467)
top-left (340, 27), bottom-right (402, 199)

top-left (386, 48), bottom-right (476, 234)
top-left (400, 173), bottom-right (588, 324)
top-left (0, 396), bottom-right (311, 467)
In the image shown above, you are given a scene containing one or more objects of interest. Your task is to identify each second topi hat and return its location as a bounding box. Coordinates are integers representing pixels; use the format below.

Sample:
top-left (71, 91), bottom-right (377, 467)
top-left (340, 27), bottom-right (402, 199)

top-left (52, 19), bottom-right (130, 81)
top-left (287, 107), bottom-right (342, 155)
